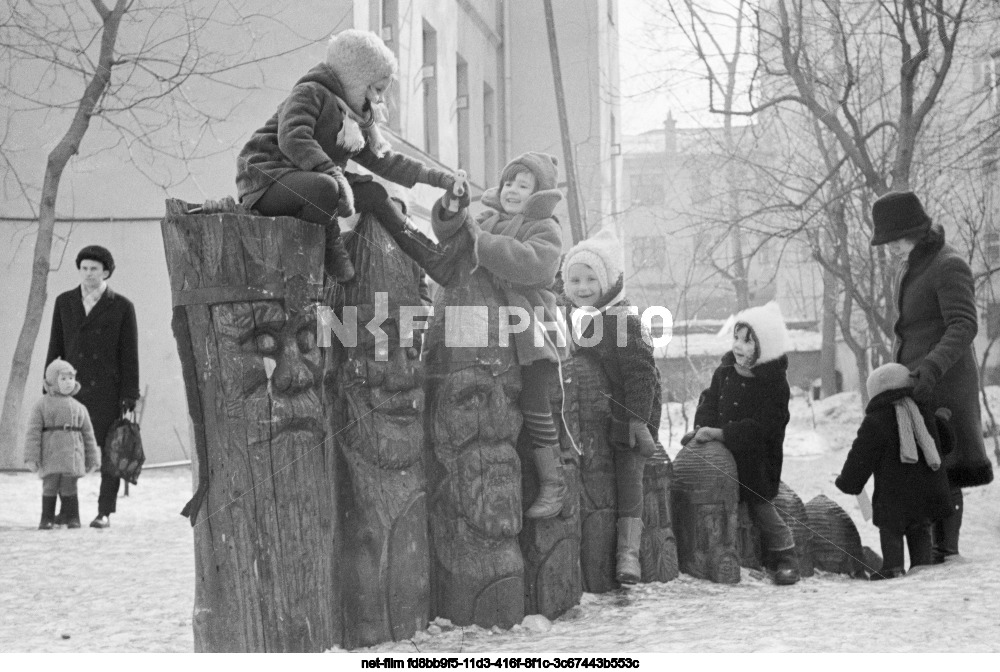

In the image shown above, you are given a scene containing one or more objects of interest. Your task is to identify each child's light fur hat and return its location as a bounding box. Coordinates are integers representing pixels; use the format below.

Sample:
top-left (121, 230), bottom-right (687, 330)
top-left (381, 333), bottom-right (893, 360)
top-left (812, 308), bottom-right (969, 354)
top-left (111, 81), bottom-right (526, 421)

top-left (326, 29), bottom-right (397, 90)
top-left (561, 229), bottom-right (625, 297)
top-left (866, 363), bottom-right (913, 399)
top-left (719, 301), bottom-right (790, 365)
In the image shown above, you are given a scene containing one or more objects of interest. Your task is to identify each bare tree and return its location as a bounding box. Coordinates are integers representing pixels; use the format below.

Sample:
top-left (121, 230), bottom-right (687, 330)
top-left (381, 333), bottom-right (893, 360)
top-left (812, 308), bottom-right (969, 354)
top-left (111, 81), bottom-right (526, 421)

top-left (0, 0), bottom-right (324, 462)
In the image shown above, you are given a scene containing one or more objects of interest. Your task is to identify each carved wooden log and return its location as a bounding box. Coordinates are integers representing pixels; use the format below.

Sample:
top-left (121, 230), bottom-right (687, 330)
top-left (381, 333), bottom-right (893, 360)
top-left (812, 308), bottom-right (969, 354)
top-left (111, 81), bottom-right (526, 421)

top-left (518, 356), bottom-right (582, 619)
top-left (670, 441), bottom-right (741, 583)
top-left (805, 495), bottom-right (869, 578)
top-left (574, 355), bottom-right (617, 593)
top-left (736, 501), bottom-right (764, 570)
top-left (325, 216), bottom-right (430, 648)
top-left (424, 262), bottom-right (524, 628)
top-left (772, 482), bottom-right (814, 578)
top-left (161, 200), bottom-right (339, 652)
top-left (639, 457), bottom-right (679, 583)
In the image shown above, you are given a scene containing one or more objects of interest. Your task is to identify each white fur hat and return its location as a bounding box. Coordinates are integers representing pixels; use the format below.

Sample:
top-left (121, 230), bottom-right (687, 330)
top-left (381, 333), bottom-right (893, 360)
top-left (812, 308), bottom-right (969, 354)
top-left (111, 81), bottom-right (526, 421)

top-left (561, 229), bottom-right (625, 296)
top-left (326, 29), bottom-right (397, 91)
top-left (724, 301), bottom-right (790, 365)
top-left (866, 363), bottom-right (913, 399)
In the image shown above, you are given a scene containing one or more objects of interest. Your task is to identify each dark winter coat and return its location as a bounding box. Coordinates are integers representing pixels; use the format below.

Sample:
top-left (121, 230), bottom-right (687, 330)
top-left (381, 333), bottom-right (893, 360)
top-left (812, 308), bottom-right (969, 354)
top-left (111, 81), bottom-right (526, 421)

top-left (236, 62), bottom-right (433, 210)
top-left (836, 388), bottom-right (953, 532)
top-left (694, 351), bottom-right (790, 502)
top-left (574, 294), bottom-right (661, 447)
top-left (46, 287), bottom-right (139, 452)
top-left (893, 224), bottom-right (993, 488)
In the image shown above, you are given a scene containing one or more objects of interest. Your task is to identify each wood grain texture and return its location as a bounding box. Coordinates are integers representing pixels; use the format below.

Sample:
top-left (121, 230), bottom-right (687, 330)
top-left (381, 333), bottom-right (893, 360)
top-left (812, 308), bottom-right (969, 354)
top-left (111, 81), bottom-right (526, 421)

top-left (805, 494), bottom-right (869, 578)
top-left (640, 458), bottom-right (679, 583)
top-left (162, 201), bottom-right (338, 652)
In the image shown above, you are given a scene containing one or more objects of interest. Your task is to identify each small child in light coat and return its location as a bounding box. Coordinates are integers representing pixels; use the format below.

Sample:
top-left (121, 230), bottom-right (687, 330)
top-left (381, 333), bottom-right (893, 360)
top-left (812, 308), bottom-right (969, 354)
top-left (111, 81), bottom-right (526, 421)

top-left (24, 358), bottom-right (100, 529)
top-left (836, 363), bottom-right (953, 579)
top-left (561, 229), bottom-right (662, 584)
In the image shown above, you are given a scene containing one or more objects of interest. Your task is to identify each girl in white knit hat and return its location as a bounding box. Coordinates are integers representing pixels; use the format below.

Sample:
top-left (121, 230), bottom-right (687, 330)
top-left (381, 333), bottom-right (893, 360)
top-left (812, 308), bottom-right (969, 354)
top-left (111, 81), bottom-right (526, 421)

top-left (562, 229), bottom-right (663, 584)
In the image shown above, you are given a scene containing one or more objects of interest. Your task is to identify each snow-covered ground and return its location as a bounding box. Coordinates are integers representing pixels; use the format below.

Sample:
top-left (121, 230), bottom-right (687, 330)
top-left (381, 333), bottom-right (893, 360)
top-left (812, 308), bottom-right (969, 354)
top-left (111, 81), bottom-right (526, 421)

top-left (1, 391), bottom-right (999, 653)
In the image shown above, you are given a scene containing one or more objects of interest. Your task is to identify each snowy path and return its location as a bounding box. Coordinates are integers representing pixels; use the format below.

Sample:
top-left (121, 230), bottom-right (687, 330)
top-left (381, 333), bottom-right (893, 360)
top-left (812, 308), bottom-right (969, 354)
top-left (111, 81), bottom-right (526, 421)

top-left (1, 393), bottom-right (998, 652)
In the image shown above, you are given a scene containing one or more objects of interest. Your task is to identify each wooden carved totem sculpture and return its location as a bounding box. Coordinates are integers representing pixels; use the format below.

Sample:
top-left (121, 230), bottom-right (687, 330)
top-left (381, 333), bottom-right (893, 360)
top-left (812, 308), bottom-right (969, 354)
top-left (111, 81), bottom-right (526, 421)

top-left (772, 482), bottom-right (814, 578)
top-left (424, 261), bottom-right (525, 628)
top-left (325, 215), bottom-right (430, 648)
top-left (670, 441), bottom-right (741, 583)
top-left (736, 502), bottom-right (764, 570)
top-left (162, 200), bottom-right (338, 652)
top-left (518, 356), bottom-right (582, 619)
top-left (640, 457), bottom-right (680, 583)
top-left (805, 495), bottom-right (869, 578)
top-left (574, 354), bottom-right (618, 593)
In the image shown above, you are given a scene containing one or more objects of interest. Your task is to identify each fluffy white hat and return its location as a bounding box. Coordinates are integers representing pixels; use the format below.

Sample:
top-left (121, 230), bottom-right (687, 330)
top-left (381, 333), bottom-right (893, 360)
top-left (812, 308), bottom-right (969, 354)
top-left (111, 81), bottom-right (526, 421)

top-left (866, 363), bottom-right (913, 399)
top-left (45, 357), bottom-right (80, 395)
top-left (326, 29), bottom-right (397, 92)
top-left (723, 301), bottom-right (790, 365)
top-left (561, 229), bottom-right (625, 296)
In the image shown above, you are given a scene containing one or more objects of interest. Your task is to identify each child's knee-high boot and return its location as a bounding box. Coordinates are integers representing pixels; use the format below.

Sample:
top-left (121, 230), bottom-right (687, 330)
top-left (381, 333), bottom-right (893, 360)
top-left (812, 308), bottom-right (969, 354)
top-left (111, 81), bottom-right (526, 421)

top-left (39, 496), bottom-right (56, 530)
top-left (933, 487), bottom-right (962, 562)
top-left (616, 517), bottom-right (643, 584)
top-left (324, 219), bottom-right (355, 283)
top-left (523, 409), bottom-right (566, 518)
top-left (62, 495), bottom-right (81, 529)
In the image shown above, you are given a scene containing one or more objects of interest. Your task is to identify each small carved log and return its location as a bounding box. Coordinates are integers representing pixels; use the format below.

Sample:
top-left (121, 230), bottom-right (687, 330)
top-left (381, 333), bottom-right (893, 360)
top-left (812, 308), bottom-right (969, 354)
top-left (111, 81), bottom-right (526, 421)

top-left (639, 457), bottom-right (679, 583)
top-left (736, 502), bottom-right (764, 570)
top-left (424, 262), bottom-right (525, 628)
top-left (518, 357), bottom-right (582, 619)
top-left (162, 199), bottom-right (338, 652)
top-left (326, 216), bottom-right (430, 648)
top-left (670, 441), bottom-right (741, 583)
top-left (574, 355), bottom-right (617, 593)
top-left (772, 482), bottom-right (814, 578)
top-left (805, 494), bottom-right (869, 578)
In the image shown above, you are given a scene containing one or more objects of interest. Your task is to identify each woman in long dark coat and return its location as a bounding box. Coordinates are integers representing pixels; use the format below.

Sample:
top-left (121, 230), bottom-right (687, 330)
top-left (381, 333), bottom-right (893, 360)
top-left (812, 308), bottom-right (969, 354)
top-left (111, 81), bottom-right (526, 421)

top-left (870, 191), bottom-right (994, 562)
top-left (46, 245), bottom-right (139, 529)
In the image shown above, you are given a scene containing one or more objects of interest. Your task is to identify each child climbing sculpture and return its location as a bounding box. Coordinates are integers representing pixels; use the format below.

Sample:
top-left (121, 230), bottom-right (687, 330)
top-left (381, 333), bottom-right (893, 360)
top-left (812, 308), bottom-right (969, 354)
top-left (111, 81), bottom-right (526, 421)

top-left (236, 29), bottom-right (456, 283)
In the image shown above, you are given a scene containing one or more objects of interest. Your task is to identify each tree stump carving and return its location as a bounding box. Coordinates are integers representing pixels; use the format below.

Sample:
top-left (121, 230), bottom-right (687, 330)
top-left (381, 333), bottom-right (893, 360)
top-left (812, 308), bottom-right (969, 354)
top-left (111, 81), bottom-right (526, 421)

top-left (326, 215), bottom-right (430, 648)
top-left (772, 482), bottom-right (814, 578)
top-left (162, 199), bottom-right (339, 652)
top-left (518, 356), bottom-right (582, 618)
top-left (424, 261), bottom-right (525, 628)
top-left (805, 494), bottom-right (869, 578)
top-left (671, 441), bottom-right (741, 583)
top-left (639, 457), bottom-right (680, 583)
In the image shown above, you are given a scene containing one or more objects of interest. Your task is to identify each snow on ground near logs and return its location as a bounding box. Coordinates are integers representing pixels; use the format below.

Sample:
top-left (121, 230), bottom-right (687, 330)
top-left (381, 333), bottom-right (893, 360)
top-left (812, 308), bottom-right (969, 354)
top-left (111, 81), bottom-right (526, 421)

top-left (1, 392), bottom-right (999, 652)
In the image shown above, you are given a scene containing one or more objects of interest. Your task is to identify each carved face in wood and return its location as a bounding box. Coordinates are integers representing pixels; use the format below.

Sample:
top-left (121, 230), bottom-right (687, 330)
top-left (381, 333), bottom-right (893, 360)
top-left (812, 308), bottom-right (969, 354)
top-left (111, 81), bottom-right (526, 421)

top-left (336, 218), bottom-right (427, 470)
top-left (214, 301), bottom-right (323, 446)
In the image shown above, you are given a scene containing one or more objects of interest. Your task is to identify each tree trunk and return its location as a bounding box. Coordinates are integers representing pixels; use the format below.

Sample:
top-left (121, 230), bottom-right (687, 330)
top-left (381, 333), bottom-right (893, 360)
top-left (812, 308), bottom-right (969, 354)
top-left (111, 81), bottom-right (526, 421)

top-left (162, 200), bottom-right (340, 652)
top-left (820, 264), bottom-right (840, 397)
top-left (0, 0), bottom-right (128, 469)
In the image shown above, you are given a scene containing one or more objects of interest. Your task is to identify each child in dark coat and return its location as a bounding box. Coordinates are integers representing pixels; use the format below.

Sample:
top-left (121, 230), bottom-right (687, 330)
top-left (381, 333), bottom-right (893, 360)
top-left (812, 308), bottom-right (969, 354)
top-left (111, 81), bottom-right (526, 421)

top-left (24, 359), bottom-right (101, 529)
top-left (836, 363), bottom-right (953, 579)
top-left (562, 229), bottom-right (662, 584)
top-left (236, 29), bottom-right (455, 283)
top-left (684, 302), bottom-right (799, 585)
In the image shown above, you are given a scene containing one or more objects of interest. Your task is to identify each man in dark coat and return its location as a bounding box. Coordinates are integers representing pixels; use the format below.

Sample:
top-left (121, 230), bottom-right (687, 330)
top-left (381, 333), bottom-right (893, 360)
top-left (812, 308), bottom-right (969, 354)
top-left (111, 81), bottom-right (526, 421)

top-left (870, 191), bottom-right (994, 562)
top-left (46, 245), bottom-right (140, 529)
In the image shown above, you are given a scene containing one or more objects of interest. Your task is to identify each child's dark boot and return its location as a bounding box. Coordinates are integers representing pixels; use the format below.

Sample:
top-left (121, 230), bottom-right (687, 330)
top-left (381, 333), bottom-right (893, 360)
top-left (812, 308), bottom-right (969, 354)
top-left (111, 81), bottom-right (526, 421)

top-left (324, 221), bottom-right (355, 283)
top-left (39, 496), bottom-right (56, 530)
top-left (772, 548), bottom-right (801, 585)
top-left (62, 495), bottom-right (81, 529)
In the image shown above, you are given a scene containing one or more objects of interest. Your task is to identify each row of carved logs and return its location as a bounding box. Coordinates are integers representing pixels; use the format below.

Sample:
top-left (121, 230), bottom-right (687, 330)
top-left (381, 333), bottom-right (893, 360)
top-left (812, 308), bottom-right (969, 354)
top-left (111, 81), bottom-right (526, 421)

top-left (161, 208), bottom-right (871, 652)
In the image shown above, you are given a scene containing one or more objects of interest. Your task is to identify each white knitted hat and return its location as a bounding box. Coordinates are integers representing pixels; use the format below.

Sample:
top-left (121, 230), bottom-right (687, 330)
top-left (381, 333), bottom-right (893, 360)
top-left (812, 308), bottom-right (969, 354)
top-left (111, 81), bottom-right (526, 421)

top-left (726, 301), bottom-right (790, 365)
top-left (867, 363), bottom-right (913, 399)
top-left (326, 29), bottom-right (397, 93)
top-left (561, 229), bottom-right (624, 296)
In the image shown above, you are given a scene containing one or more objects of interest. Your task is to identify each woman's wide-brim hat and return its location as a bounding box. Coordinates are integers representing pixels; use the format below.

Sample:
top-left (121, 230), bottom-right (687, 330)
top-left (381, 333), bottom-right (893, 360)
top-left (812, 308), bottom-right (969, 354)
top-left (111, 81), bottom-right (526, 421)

top-left (870, 191), bottom-right (932, 246)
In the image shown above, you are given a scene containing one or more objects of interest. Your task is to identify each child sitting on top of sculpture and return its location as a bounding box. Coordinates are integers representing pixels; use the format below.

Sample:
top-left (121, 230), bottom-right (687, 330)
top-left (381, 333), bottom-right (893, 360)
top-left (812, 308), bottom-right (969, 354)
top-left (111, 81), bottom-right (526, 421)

top-left (561, 229), bottom-right (662, 584)
top-left (682, 301), bottom-right (800, 586)
top-left (836, 363), bottom-right (954, 580)
top-left (235, 29), bottom-right (456, 283)
top-left (429, 152), bottom-right (570, 521)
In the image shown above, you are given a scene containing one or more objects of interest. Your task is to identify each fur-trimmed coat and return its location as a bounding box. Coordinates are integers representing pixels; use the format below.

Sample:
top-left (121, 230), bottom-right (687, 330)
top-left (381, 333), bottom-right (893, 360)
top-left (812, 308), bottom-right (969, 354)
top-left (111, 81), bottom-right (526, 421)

top-left (46, 286), bottom-right (139, 449)
top-left (694, 351), bottom-right (790, 502)
top-left (432, 188), bottom-right (568, 365)
top-left (236, 62), bottom-right (434, 209)
top-left (24, 385), bottom-right (100, 479)
top-left (836, 388), bottom-right (953, 532)
top-left (893, 224), bottom-right (993, 488)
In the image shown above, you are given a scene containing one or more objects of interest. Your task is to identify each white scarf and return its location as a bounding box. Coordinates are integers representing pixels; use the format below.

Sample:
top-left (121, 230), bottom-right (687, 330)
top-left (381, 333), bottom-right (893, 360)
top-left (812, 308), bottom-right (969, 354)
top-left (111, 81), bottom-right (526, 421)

top-left (81, 282), bottom-right (107, 315)
top-left (333, 95), bottom-right (391, 158)
top-left (896, 397), bottom-right (941, 470)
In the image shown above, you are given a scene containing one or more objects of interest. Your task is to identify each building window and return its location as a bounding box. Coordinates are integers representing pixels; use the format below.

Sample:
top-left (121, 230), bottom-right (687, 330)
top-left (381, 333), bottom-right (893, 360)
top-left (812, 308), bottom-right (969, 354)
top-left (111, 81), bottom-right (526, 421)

top-left (630, 173), bottom-right (664, 206)
top-left (988, 302), bottom-right (1000, 340)
top-left (986, 231), bottom-right (1000, 264)
top-left (632, 235), bottom-right (666, 270)
top-left (382, 0), bottom-right (400, 131)
top-left (422, 21), bottom-right (439, 158)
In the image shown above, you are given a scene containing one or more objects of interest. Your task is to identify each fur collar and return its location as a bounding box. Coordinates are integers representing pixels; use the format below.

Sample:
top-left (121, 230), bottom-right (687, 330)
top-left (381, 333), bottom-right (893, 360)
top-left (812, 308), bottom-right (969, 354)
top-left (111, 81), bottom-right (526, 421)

top-left (480, 187), bottom-right (563, 221)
